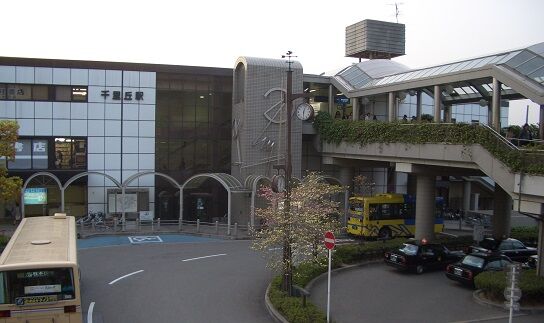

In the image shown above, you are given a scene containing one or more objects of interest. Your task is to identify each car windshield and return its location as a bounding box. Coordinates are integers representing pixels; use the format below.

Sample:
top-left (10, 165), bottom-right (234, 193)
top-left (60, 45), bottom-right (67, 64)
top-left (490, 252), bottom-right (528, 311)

top-left (399, 243), bottom-right (418, 255)
top-left (461, 255), bottom-right (485, 268)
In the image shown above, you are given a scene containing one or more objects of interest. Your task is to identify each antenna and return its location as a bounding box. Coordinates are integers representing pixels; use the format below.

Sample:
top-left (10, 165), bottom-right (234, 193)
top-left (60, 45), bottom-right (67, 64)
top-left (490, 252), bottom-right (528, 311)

top-left (388, 2), bottom-right (403, 23)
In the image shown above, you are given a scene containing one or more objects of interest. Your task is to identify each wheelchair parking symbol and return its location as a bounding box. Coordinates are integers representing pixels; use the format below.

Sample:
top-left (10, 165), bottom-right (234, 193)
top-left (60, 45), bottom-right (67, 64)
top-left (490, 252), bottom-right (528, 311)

top-left (128, 236), bottom-right (163, 244)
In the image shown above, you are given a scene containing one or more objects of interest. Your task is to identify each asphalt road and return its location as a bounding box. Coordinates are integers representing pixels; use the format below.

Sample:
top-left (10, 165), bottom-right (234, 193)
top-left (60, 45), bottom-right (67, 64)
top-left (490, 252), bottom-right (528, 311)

top-left (79, 238), bottom-right (274, 323)
top-left (310, 262), bottom-right (544, 323)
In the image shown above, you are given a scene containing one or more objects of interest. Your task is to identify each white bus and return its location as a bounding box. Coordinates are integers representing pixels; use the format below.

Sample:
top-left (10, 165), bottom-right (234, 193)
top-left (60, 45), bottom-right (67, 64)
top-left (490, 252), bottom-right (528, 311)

top-left (0, 214), bottom-right (82, 322)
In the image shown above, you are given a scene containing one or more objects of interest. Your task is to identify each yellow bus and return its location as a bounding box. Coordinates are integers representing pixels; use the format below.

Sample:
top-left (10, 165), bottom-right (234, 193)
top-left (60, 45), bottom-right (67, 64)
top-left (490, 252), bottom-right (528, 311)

top-left (0, 214), bottom-right (82, 322)
top-left (346, 193), bottom-right (444, 238)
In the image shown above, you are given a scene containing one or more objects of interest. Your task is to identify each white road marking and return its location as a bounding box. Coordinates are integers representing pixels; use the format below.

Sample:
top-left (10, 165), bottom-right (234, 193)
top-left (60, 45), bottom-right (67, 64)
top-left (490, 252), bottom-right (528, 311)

top-left (128, 236), bottom-right (163, 244)
top-left (87, 302), bottom-right (95, 323)
top-left (182, 253), bottom-right (227, 262)
top-left (109, 270), bottom-right (144, 285)
top-left (268, 247), bottom-right (282, 251)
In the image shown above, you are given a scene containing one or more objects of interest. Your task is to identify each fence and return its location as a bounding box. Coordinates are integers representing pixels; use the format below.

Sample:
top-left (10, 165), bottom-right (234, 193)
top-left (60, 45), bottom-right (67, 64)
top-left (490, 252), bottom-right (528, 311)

top-left (76, 218), bottom-right (255, 239)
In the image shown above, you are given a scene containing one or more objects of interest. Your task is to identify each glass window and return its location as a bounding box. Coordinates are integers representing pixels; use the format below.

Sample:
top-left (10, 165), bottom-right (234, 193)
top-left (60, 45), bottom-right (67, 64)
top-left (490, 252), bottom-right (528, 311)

top-left (529, 66), bottom-right (544, 84)
top-left (71, 87), bottom-right (88, 102)
top-left (31, 139), bottom-right (48, 169)
top-left (421, 246), bottom-right (434, 256)
top-left (485, 260), bottom-right (503, 270)
top-left (461, 255), bottom-right (485, 268)
top-left (0, 84), bottom-right (6, 99)
top-left (54, 138), bottom-right (87, 169)
top-left (512, 241), bottom-right (525, 250)
top-left (7, 84), bottom-right (31, 100)
top-left (506, 50), bottom-right (535, 68)
top-left (55, 86), bottom-right (72, 101)
top-left (1, 268), bottom-right (75, 304)
top-left (350, 201), bottom-right (364, 212)
top-left (8, 139), bottom-right (32, 169)
top-left (32, 85), bottom-right (50, 100)
top-left (499, 241), bottom-right (513, 251)
top-left (399, 243), bottom-right (418, 255)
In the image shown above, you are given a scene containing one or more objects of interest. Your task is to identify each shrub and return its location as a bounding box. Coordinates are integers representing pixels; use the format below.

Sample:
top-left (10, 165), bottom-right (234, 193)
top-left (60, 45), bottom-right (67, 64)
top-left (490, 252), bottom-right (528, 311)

top-left (510, 226), bottom-right (539, 246)
top-left (293, 261), bottom-right (328, 287)
top-left (268, 276), bottom-right (327, 323)
top-left (475, 269), bottom-right (544, 305)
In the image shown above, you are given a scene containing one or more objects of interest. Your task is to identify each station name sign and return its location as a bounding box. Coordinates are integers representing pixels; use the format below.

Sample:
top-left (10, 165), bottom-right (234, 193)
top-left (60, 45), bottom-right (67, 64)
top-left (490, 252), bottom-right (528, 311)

top-left (101, 90), bottom-right (144, 101)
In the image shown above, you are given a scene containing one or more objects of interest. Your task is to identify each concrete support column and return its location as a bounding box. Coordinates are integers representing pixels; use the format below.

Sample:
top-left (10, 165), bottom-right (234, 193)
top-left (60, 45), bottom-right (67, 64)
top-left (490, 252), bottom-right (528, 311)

top-left (492, 186), bottom-right (512, 240)
top-left (538, 104), bottom-right (544, 140)
top-left (416, 90), bottom-right (422, 121)
top-left (415, 174), bottom-right (436, 240)
top-left (473, 193), bottom-right (480, 211)
top-left (434, 85), bottom-right (441, 123)
top-left (463, 181), bottom-right (471, 213)
top-left (492, 78), bottom-right (501, 131)
top-left (388, 92), bottom-right (395, 122)
top-left (328, 85), bottom-right (334, 114)
top-left (444, 105), bottom-right (452, 123)
top-left (338, 167), bottom-right (354, 190)
top-left (352, 97), bottom-right (359, 121)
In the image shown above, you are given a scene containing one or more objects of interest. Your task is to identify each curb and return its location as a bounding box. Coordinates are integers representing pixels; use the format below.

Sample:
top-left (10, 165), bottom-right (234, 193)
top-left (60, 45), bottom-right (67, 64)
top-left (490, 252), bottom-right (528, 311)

top-left (265, 283), bottom-right (289, 323)
top-left (264, 259), bottom-right (383, 323)
top-left (473, 290), bottom-right (544, 314)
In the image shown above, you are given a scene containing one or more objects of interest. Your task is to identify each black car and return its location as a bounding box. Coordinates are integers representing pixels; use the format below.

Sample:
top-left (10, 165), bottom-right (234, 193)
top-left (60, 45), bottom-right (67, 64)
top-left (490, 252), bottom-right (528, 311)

top-left (524, 255), bottom-right (538, 269)
top-left (469, 238), bottom-right (537, 263)
top-left (445, 252), bottom-right (512, 287)
top-left (384, 240), bottom-right (465, 274)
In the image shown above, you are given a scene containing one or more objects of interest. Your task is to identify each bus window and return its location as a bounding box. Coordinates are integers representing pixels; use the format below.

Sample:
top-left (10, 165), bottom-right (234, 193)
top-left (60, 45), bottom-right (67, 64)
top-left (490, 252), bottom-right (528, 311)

top-left (381, 204), bottom-right (391, 219)
top-left (350, 201), bottom-right (363, 212)
top-left (3, 268), bottom-right (75, 305)
top-left (369, 204), bottom-right (378, 220)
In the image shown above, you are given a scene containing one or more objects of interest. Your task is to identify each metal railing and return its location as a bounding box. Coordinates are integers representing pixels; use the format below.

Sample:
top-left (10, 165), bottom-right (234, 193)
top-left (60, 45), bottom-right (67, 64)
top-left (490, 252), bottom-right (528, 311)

top-left (76, 218), bottom-right (258, 239)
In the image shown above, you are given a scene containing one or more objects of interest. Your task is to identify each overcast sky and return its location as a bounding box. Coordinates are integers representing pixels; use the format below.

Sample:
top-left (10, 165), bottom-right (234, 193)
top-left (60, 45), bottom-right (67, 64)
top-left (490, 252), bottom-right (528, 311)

top-left (2, 0), bottom-right (542, 125)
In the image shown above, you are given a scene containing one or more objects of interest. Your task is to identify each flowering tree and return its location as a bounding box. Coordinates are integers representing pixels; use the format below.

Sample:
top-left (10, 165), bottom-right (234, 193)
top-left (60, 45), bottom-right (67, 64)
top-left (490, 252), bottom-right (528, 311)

top-left (0, 120), bottom-right (22, 202)
top-left (252, 172), bottom-right (344, 294)
top-left (353, 175), bottom-right (375, 197)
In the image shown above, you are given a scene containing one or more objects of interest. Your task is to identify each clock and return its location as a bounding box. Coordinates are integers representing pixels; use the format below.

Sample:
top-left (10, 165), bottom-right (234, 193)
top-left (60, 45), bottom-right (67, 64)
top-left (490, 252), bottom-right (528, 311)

top-left (295, 103), bottom-right (314, 121)
top-left (271, 175), bottom-right (286, 193)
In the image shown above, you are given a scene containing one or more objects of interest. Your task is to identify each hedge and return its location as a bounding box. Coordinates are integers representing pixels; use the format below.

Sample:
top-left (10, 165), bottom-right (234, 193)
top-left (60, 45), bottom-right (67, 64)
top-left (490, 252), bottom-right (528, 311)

top-left (268, 276), bottom-right (327, 323)
top-left (510, 226), bottom-right (539, 247)
top-left (313, 111), bottom-right (544, 175)
top-left (475, 269), bottom-right (544, 305)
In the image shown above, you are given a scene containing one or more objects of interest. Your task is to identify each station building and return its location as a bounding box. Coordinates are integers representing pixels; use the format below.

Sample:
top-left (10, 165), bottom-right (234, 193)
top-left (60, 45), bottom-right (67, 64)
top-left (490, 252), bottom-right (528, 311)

top-left (1, 20), bottom-right (543, 230)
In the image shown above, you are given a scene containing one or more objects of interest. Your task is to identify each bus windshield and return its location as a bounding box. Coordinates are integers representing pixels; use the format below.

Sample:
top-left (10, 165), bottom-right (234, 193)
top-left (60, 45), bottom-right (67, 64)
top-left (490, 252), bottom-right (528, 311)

top-left (349, 201), bottom-right (364, 212)
top-left (0, 268), bottom-right (75, 305)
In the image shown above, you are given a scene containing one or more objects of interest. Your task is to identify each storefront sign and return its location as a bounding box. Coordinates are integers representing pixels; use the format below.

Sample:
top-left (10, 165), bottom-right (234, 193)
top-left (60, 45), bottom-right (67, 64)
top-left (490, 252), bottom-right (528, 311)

top-left (24, 188), bottom-right (48, 205)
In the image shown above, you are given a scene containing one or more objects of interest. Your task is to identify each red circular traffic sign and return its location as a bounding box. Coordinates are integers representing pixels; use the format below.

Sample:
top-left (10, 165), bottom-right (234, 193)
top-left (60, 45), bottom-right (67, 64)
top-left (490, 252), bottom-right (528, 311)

top-left (324, 231), bottom-right (335, 250)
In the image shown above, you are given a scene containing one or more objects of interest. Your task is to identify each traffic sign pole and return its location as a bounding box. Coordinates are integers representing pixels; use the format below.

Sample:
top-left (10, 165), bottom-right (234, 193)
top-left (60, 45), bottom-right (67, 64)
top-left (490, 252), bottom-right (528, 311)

top-left (327, 248), bottom-right (331, 323)
top-left (324, 231), bottom-right (335, 323)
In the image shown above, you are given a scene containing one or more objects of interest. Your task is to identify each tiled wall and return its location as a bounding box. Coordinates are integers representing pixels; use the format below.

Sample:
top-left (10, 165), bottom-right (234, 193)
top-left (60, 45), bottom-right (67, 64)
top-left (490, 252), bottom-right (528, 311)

top-left (0, 66), bottom-right (156, 214)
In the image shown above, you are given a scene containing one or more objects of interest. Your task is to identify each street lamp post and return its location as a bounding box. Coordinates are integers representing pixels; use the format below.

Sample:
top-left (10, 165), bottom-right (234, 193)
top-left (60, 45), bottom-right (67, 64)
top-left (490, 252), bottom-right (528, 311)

top-left (280, 51), bottom-right (310, 294)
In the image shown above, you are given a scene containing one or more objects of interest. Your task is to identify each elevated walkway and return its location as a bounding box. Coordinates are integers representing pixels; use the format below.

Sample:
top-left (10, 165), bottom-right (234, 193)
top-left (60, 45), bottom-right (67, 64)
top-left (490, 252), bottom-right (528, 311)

top-left (318, 123), bottom-right (544, 215)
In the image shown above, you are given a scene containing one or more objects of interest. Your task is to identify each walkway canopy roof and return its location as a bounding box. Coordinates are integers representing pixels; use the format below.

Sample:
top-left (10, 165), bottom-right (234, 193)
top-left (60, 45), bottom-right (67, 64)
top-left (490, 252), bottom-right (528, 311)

top-left (329, 42), bottom-right (544, 105)
top-left (182, 173), bottom-right (248, 193)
